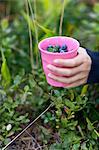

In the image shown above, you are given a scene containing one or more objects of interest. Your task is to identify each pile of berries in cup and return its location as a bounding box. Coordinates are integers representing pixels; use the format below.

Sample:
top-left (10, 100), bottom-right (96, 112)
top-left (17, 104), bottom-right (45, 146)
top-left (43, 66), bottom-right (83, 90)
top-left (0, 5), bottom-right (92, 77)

top-left (47, 44), bottom-right (68, 53)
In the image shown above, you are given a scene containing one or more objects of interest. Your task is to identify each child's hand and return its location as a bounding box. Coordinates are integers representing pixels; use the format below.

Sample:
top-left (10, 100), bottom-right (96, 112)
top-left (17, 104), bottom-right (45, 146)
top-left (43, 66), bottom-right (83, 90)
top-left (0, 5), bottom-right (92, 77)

top-left (47, 47), bottom-right (92, 88)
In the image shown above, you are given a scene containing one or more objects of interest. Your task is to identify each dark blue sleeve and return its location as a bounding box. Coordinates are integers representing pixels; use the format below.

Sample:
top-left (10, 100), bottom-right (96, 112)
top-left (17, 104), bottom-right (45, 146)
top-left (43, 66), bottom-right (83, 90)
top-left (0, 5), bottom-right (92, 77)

top-left (86, 49), bottom-right (99, 83)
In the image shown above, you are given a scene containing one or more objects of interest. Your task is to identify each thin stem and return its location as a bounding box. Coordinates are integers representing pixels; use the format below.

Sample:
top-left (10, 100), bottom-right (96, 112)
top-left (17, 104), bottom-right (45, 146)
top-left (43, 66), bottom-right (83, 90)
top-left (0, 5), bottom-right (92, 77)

top-left (25, 130), bottom-right (42, 149)
top-left (25, 0), bottom-right (34, 71)
top-left (33, 0), bottom-right (40, 65)
top-left (59, 0), bottom-right (65, 35)
top-left (33, 0), bottom-right (38, 45)
top-left (28, 0), bottom-right (39, 66)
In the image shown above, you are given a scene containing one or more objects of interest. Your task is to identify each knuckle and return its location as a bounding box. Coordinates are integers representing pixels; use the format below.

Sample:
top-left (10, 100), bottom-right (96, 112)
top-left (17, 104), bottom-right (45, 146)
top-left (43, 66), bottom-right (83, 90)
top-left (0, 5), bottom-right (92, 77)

top-left (80, 80), bottom-right (83, 85)
top-left (83, 57), bottom-right (88, 63)
top-left (53, 75), bottom-right (58, 81)
top-left (55, 78), bottom-right (59, 81)
top-left (53, 67), bottom-right (58, 73)
top-left (84, 58), bottom-right (92, 71)
top-left (83, 55), bottom-right (91, 64)
top-left (66, 79), bottom-right (71, 84)
top-left (64, 78), bottom-right (68, 84)
top-left (67, 70), bottom-right (72, 76)
top-left (84, 63), bottom-right (88, 69)
top-left (71, 60), bottom-right (76, 66)
top-left (80, 78), bottom-right (86, 85)
top-left (58, 77), bottom-right (65, 83)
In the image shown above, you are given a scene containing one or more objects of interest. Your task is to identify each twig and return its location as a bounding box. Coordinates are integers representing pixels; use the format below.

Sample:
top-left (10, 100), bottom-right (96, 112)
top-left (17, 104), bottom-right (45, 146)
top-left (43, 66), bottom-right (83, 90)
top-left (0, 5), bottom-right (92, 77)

top-left (25, 130), bottom-right (42, 150)
top-left (27, 141), bottom-right (31, 150)
top-left (59, 0), bottom-right (65, 35)
top-left (2, 104), bottom-right (53, 150)
top-left (36, 145), bottom-right (48, 150)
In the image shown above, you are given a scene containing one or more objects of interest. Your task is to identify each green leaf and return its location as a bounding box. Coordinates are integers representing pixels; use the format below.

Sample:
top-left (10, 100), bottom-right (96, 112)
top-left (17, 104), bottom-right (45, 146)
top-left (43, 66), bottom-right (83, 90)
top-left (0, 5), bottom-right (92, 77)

top-left (35, 20), bottom-right (54, 34)
top-left (93, 3), bottom-right (99, 13)
top-left (72, 143), bottom-right (80, 150)
top-left (1, 18), bottom-right (9, 30)
top-left (69, 89), bottom-right (74, 101)
top-left (24, 85), bottom-right (29, 92)
top-left (86, 118), bottom-right (94, 131)
top-left (1, 57), bottom-right (11, 88)
top-left (0, 135), bottom-right (4, 140)
top-left (13, 75), bottom-right (22, 86)
top-left (81, 85), bottom-right (88, 96)
top-left (22, 11), bottom-right (54, 34)
top-left (16, 114), bottom-right (28, 121)
top-left (54, 90), bottom-right (61, 97)
top-left (44, 118), bottom-right (49, 124)
top-left (92, 130), bottom-right (98, 140)
top-left (4, 138), bottom-right (11, 145)
top-left (49, 143), bottom-right (62, 150)
top-left (89, 143), bottom-right (93, 150)
top-left (6, 131), bottom-right (14, 137)
top-left (56, 109), bottom-right (62, 117)
top-left (61, 117), bottom-right (68, 128)
top-left (62, 131), bottom-right (81, 148)
top-left (94, 129), bottom-right (99, 138)
top-left (81, 142), bottom-right (88, 150)
top-left (65, 99), bottom-right (75, 110)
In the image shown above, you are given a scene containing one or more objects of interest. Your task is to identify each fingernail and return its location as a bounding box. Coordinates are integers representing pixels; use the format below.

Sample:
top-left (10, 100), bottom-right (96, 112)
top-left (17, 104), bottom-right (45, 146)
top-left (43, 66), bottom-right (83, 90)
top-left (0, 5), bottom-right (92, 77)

top-left (48, 73), bottom-right (51, 77)
top-left (47, 64), bottom-right (51, 69)
top-left (54, 59), bottom-right (58, 63)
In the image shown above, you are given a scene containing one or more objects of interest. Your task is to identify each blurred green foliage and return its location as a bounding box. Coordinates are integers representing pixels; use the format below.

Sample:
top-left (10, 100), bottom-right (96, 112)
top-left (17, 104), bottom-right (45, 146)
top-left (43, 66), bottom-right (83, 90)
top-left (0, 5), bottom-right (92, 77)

top-left (0, 0), bottom-right (99, 149)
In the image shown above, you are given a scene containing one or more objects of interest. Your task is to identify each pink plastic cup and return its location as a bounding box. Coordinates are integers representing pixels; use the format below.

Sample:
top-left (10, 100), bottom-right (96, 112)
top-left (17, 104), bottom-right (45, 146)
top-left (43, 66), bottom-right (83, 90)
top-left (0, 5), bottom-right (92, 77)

top-left (38, 36), bottom-right (80, 87)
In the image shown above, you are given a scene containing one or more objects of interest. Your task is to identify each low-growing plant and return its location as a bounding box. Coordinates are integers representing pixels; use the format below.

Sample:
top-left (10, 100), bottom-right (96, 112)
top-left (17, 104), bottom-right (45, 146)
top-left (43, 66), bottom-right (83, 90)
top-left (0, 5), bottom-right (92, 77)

top-left (0, 0), bottom-right (99, 149)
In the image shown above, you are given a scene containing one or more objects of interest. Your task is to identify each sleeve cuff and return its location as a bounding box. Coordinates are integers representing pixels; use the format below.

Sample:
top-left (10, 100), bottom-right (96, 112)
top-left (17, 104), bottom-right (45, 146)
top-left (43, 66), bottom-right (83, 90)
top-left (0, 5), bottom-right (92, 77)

top-left (86, 49), bottom-right (99, 84)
